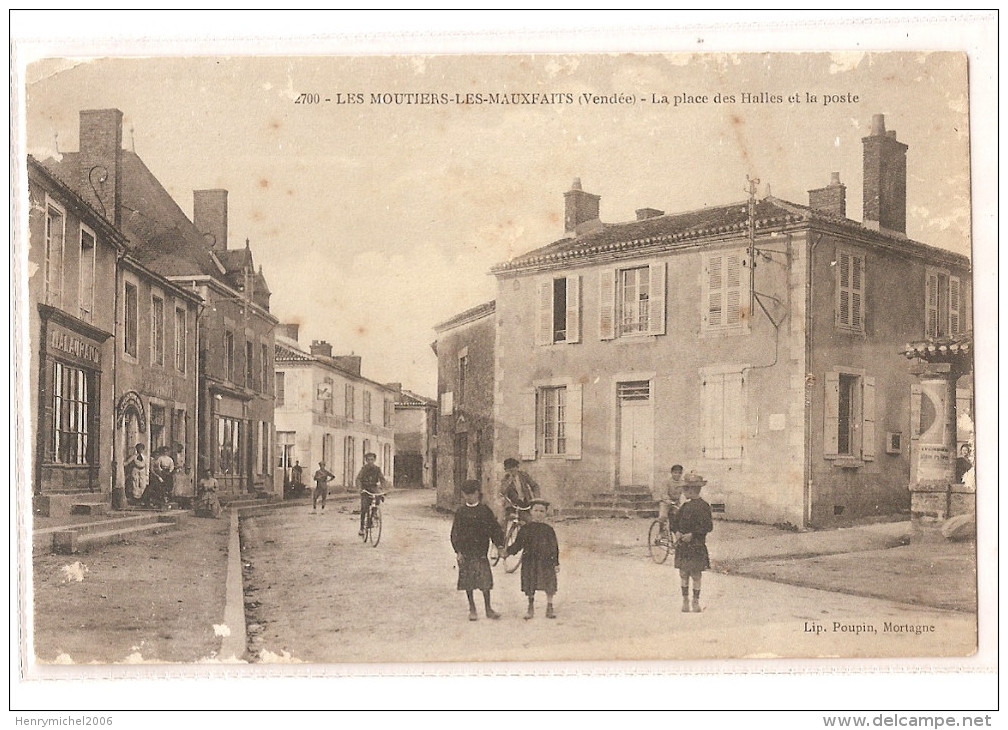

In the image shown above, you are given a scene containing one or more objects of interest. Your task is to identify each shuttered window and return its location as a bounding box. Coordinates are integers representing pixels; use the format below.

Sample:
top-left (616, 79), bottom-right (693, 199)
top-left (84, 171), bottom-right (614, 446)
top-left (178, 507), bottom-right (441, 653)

top-left (703, 251), bottom-right (745, 332)
top-left (926, 267), bottom-right (963, 338)
top-left (836, 249), bottom-right (866, 332)
top-left (599, 261), bottom-right (665, 339)
top-left (518, 381), bottom-right (583, 461)
top-left (701, 369), bottom-right (744, 459)
top-left (537, 275), bottom-right (581, 344)
top-left (823, 371), bottom-right (875, 461)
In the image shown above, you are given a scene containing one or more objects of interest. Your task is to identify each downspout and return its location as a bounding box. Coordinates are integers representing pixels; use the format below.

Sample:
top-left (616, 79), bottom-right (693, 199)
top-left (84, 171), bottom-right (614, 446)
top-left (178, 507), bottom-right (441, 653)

top-left (805, 232), bottom-right (825, 528)
top-left (111, 250), bottom-right (127, 509)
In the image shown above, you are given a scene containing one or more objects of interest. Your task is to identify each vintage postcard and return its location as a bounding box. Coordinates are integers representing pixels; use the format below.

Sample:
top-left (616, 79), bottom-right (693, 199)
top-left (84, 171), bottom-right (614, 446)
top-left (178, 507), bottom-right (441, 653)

top-left (10, 12), bottom-right (997, 712)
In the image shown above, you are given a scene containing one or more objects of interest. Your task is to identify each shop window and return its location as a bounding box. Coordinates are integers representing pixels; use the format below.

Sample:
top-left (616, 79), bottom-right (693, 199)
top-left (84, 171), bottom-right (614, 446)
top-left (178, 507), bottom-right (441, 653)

top-left (50, 361), bottom-right (91, 465)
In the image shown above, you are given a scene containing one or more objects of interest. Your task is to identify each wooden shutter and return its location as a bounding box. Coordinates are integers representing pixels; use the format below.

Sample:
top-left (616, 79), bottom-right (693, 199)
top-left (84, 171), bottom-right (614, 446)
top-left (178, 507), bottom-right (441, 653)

top-left (851, 254), bottom-right (864, 331)
top-left (518, 389), bottom-right (537, 461)
top-left (837, 251), bottom-right (851, 327)
top-left (726, 253), bottom-right (743, 326)
top-left (537, 279), bottom-right (552, 346)
top-left (925, 271), bottom-right (939, 337)
top-left (823, 371), bottom-right (840, 456)
top-left (566, 275), bottom-right (581, 343)
top-left (566, 382), bottom-right (582, 459)
top-left (648, 261), bottom-right (666, 335)
top-left (722, 371), bottom-right (744, 459)
top-left (861, 376), bottom-right (876, 461)
top-left (701, 374), bottom-right (723, 459)
top-left (949, 276), bottom-right (961, 335)
top-left (705, 254), bottom-right (723, 328)
top-left (599, 268), bottom-right (616, 340)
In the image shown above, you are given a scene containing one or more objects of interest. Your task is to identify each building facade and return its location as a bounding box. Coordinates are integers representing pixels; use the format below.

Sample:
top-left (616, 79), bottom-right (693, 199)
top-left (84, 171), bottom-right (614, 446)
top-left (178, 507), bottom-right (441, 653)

top-left (392, 387), bottom-right (437, 490)
top-left (489, 114), bottom-right (971, 528)
top-left (26, 157), bottom-right (126, 508)
top-left (274, 325), bottom-right (397, 495)
top-left (51, 108), bottom-right (279, 500)
top-left (432, 301), bottom-right (496, 511)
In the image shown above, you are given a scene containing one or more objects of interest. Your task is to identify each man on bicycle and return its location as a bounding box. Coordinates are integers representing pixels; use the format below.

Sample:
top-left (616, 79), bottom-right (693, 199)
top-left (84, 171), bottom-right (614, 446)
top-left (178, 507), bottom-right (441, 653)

top-left (356, 452), bottom-right (388, 537)
top-left (500, 457), bottom-right (540, 526)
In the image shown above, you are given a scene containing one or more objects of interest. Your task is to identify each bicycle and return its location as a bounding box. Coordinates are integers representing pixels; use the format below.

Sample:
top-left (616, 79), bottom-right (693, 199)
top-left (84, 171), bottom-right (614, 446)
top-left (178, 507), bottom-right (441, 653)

top-left (489, 498), bottom-right (530, 573)
top-left (361, 490), bottom-right (386, 547)
top-left (648, 513), bottom-right (676, 564)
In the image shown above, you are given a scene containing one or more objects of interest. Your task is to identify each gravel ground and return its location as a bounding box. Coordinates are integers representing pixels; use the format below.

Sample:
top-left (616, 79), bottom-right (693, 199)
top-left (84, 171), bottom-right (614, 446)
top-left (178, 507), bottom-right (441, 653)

top-left (31, 513), bottom-right (230, 664)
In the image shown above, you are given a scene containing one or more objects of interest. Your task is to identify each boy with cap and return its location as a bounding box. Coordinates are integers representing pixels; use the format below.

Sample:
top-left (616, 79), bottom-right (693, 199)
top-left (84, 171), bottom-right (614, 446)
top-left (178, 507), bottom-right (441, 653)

top-left (500, 457), bottom-right (540, 527)
top-left (451, 480), bottom-right (505, 621)
top-left (503, 498), bottom-right (560, 619)
top-left (356, 452), bottom-right (388, 536)
top-left (673, 473), bottom-right (713, 613)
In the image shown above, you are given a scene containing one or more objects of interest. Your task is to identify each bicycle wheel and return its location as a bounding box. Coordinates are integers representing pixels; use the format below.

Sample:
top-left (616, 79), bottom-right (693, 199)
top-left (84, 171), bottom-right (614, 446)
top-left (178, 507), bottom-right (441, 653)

top-left (369, 506), bottom-right (382, 547)
top-left (502, 521), bottom-right (522, 574)
top-left (648, 519), bottom-right (671, 564)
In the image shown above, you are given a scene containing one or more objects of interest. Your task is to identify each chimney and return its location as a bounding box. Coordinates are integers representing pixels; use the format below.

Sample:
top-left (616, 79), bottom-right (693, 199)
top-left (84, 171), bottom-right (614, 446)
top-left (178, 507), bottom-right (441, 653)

top-left (862, 113), bottom-right (908, 234)
top-left (78, 109), bottom-right (123, 226)
top-left (279, 323), bottom-right (300, 342)
top-left (564, 178), bottom-right (601, 236)
top-left (635, 207), bottom-right (665, 221)
top-left (193, 189), bottom-right (228, 249)
top-left (807, 172), bottom-right (847, 217)
top-left (310, 340), bottom-right (333, 358)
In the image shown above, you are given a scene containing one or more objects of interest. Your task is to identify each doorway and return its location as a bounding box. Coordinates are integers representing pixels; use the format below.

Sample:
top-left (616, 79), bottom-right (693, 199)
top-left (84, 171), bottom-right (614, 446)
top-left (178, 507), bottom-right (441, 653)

top-left (617, 380), bottom-right (653, 488)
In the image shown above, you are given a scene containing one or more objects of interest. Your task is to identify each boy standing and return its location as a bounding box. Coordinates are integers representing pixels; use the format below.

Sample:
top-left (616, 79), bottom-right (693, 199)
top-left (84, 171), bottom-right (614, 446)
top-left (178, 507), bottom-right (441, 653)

top-left (451, 480), bottom-right (505, 621)
top-left (503, 498), bottom-right (560, 619)
top-left (673, 473), bottom-right (713, 613)
top-left (312, 461), bottom-right (335, 513)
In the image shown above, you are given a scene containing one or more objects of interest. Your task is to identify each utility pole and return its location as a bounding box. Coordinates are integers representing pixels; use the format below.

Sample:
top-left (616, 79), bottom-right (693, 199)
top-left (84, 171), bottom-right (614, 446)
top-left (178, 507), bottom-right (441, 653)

top-left (746, 175), bottom-right (760, 320)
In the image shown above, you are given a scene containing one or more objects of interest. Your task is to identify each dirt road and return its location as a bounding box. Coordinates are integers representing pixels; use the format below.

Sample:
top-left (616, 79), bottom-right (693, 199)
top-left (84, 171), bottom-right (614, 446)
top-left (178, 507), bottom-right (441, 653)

top-left (239, 491), bottom-right (976, 664)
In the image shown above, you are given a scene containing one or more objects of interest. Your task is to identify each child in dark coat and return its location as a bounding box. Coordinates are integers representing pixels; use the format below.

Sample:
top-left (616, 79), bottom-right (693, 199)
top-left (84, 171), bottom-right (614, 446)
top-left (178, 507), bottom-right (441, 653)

top-left (451, 480), bottom-right (505, 621)
top-left (503, 498), bottom-right (560, 620)
top-left (673, 473), bottom-right (713, 613)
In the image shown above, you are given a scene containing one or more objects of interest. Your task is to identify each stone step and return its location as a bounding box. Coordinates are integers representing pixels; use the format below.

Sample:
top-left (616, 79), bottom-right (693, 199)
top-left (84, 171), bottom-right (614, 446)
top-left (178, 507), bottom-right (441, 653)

top-left (588, 492), bottom-right (655, 503)
top-left (560, 506), bottom-right (658, 520)
top-left (34, 493), bottom-right (107, 518)
top-left (37, 513), bottom-right (162, 537)
top-left (52, 516), bottom-right (181, 554)
top-left (70, 502), bottom-right (109, 516)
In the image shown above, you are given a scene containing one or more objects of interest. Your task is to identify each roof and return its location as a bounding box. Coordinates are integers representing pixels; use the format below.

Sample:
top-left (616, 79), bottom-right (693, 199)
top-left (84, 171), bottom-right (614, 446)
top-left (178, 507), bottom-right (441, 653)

top-left (274, 338), bottom-right (397, 393)
top-left (491, 196), bottom-right (970, 274)
top-left (275, 340), bottom-right (313, 362)
top-left (903, 331), bottom-right (973, 363)
top-left (395, 389), bottom-right (437, 408)
top-left (433, 300), bottom-right (496, 333)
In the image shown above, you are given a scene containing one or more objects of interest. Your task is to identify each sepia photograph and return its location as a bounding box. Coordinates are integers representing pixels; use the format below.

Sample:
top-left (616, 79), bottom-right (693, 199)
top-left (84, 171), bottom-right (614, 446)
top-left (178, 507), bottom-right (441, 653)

top-left (9, 10), bottom-right (998, 716)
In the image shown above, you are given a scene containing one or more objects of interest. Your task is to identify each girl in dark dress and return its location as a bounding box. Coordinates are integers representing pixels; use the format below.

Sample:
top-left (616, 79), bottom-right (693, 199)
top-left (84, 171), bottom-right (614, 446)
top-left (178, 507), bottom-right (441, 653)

top-left (450, 480), bottom-right (505, 621)
top-left (673, 474), bottom-right (713, 613)
top-left (504, 498), bottom-right (560, 620)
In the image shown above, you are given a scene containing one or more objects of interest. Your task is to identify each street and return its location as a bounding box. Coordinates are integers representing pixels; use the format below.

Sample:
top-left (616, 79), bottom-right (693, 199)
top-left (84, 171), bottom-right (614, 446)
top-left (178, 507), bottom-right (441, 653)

top-left (238, 491), bottom-right (976, 663)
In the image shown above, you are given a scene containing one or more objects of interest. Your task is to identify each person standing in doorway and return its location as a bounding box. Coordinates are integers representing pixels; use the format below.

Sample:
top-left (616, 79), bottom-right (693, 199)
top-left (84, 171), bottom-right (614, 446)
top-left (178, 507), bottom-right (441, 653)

top-left (124, 443), bottom-right (147, 505)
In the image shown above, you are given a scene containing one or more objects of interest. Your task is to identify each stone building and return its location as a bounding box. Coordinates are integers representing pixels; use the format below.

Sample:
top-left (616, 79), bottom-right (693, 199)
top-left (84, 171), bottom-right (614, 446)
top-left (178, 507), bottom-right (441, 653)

top-left (391, 387), bottom-right (437, 490)
top-left (432, 300), bottom-right (496, 511)
top-left (489, 113), bottom-right (972, 527)
top-left (274, 325), bottom-right (397, 495)
top-left (50, 108), bottom-right (279, 499)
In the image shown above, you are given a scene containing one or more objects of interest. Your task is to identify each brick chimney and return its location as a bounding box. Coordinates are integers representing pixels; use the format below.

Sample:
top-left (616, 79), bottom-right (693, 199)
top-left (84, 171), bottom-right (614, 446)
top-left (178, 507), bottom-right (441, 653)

top-left (279, 323), bottom-right (300, 342)
top-left (310, 340), bottom-right (333, 358)
top-left (564, 178), bottom-right (601, 236)
top-left (78, 109), bottom-right (123, 226)
top-left (635, 207), bottom-right (665, 221)
top-left (862, 113), bottom-right (908, 234)
top-left (193, 189), bottom-right (228, 249)
top-left (808, 172), bottom-right (847, 217)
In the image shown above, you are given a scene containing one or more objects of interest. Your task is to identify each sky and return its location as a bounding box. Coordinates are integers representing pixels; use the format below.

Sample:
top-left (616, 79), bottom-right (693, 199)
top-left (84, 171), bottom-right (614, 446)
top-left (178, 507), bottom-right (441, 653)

top-left (21, 47), bottom-right (973, 398)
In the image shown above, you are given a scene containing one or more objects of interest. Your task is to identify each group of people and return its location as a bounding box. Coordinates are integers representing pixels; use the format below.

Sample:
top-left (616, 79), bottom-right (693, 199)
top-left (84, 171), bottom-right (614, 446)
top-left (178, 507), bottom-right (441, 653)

top-left (309, 452), bottom-right (389, 539)
top-left (449, 458), bottom-right (714, 622)
top-left (123, 442), bottom-right (188, 510)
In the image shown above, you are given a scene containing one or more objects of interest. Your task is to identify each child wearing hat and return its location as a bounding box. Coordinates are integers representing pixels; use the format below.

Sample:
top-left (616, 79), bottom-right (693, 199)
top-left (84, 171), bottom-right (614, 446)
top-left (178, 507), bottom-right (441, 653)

top-left (673, 473), bottom-right (713, 613)
top-left (451, 480), bottom-right (505, 621)
top-left (503, 498), bottom-right (560, 619)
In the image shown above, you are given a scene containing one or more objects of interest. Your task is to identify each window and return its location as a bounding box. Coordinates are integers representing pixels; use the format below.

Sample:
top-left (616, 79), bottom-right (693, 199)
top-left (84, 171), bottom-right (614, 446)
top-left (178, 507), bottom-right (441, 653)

top-left (384, 398), bottom-right (393, 428)
top-left (537, 275), bottom-right (581, 344)
top-left (323, 433), bottom-right (335, 469)
top-left (79, 227), bottom-right (96, 322)
top-left (824, 371), bottom-right (876, 461)
top-left (700, 367), bottom-right (746, 459)
top-left (217, 417), bottom-right (242, 475)
top-left (703, 251), bottom-right (746, 332)
top-left (174, 306), bottom-right (187, 372)
top-left (363, 439), bottom-right (371, 461)
top-left (171, 408), bottom-right (187, 460)
top-left (345, 383), bottom-right (355, 420)
top-left (344, 435), bottom-right (356, 485)
top-left (50, 361), bottom-right (91, 464)
top-left (836, 249), bottom-right (866, 332)
top-left (276, 431), bottom-right (295, 470)
top-left (275, 371), bottom-right (286, 406)
top-left (518, 381), bottom-right (583, 460)
top-left (44, 202), bottom-right (65, 307)
top-left (383, 443), bottom-right (392, 477)
top-left (245, 340), bottom-right (254, 388)
top-left (151, 295), bottom-right (165, 366)
top-left (260, 343), bottom-right (269, 393)
top-left (150, 404), bottom-right (166, 451)
top-left (261, 421), bottom-right (271, 475)
top-left (224, 331), bottom-right (235, 381)
top-left (926, 268), bottom-right (962, 338)
top-left (599, 263), bottom-right (665, 339)
top-left (124, 282), bottom-right (138, 358)
top-left (457, 350), bottom-right (468, 406)
top-left (364, 390), bottom-right (372, 424)
top-left (320, 377), bottom-right (335, 414)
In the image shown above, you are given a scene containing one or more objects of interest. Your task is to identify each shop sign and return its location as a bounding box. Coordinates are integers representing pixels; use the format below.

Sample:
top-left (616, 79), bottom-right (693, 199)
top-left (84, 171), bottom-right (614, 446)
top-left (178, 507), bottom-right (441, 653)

top-left (47, 324), bottom-right (101, 366)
